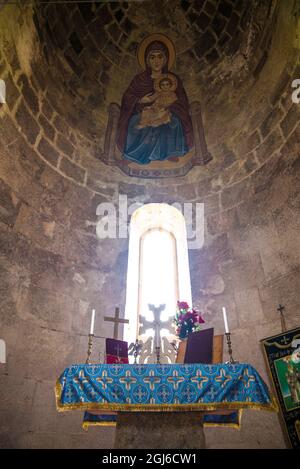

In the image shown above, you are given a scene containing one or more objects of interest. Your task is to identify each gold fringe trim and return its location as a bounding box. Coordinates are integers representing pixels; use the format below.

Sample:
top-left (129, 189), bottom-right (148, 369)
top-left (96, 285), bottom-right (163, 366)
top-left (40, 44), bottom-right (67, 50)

top-left (82, 421), bottom-right (117, 431)
top-left (203, 422), bottom-right (240, 429)
top-left (56, 380), bottom-right (278, 414)
top-left (81, 410), bottom-right (243, 431)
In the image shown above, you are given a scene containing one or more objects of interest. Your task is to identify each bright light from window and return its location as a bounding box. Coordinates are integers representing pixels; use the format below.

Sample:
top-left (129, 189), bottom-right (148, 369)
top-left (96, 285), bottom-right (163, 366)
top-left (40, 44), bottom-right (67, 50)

top-left (124, 203), bottom-right (192, 348)
top-left (139, 229), bottom-right (178, 340)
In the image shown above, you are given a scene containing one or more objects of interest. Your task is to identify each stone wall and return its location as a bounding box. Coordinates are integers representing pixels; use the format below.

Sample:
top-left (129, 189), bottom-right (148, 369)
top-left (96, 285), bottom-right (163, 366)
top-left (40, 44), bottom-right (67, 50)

top-left (0, 0), bottom-right (299, 448)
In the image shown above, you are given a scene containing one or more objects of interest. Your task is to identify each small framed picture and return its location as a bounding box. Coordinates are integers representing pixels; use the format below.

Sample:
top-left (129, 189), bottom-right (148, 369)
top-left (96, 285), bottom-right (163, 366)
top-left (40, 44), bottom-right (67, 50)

top-left (261, 327), bottom-right (300, 448)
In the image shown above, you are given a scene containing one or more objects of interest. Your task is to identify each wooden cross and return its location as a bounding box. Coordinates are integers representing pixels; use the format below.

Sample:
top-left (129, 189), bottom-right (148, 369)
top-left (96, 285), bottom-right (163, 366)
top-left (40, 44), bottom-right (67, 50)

top-left (104, 307), bottom-right (129, 339)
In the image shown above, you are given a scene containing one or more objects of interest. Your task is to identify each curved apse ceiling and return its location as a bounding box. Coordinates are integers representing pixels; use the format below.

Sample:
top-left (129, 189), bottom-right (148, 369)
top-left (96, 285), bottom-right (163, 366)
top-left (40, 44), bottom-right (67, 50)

top-left (34, 0), bottom-right (277, 142)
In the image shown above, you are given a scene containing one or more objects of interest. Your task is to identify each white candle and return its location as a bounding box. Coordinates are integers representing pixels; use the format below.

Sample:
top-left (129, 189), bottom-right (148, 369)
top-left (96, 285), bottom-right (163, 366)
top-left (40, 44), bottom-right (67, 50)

top-left (222, 307), bottom-right (229, 333)
top-left (90, 309), bottom-right (95, 335)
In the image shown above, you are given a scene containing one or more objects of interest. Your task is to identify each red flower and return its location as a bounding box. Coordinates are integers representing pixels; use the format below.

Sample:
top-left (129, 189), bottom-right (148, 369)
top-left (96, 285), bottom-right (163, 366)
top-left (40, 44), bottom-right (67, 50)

top-left (177, 301), bottom-right (189, 310)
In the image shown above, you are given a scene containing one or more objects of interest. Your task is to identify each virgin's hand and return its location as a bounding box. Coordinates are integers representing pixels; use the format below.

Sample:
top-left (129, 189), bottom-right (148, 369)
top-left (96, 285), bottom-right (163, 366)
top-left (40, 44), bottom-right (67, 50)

top-left (140, 93), bottom-right (156, 104)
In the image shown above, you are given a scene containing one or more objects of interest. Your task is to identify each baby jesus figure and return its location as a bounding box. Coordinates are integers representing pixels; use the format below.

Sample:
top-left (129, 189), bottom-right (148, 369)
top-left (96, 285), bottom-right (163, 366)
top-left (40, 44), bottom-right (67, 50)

top-left (137, 74), bottom-right (178, 129)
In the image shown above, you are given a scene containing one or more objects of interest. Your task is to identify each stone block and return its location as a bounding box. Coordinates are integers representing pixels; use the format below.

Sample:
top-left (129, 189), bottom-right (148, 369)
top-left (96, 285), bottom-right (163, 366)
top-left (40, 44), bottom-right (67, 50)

top-left (0, 178), bottom-right (21, 227)
top-left (0, 114), bottom-right (20, 148)
top-left (15, 138), bottom-right (46, 180)
top-left (272, 204), bottom-right (300, 270)
top-left (38, 114), bottom-right (55, 141)
top-left (53, 115), bottom-right (69, 135)
top-left (39, 165), bottom-right (70, 195)
top-left (194, 30), bottom-right (216, 57)
top-left (197, 177), bottom-right (213, 198)
top-left (195, 12), bottom-right (211, 31)
top-left (102, 41), bottom-right (122, 66)
top-left (259, 270), bottom-right (300, 323)
top-left (234, 287), bottom-right (265, 326)
top-left (176, 183), bottom-right (197, 200)
top-left (250, 152), bottom-right (284, 195)
top-left (255, 129), bottom-right (283, 164)
top-left (15, 101), bottom-right (40, 145)
top-left (206, 208), bottom-right (239, 236)
top-left (59, 157), bottom-right (85, 184)
top-left (57, 134), bottom-right (75, 158)
top-left (233, 130), bottom-right (261, 156)
top-left (0, 375), bottom-right (36, 433)
top-left (260, 107), bottom-right (284, 138)
top-left (115, 412), bottom-right (205, 449)
top-left (226, 11), bottom-right (239, 35)
top-left (38, 137), bottom-right (60, 166)
top-left (204, 0), bottom-right (215, 15)
top-left (221, 179), bottom-right (252, 210)
top-left (5, 73), bottom-right (20, 110)
top-left (7, 323), bottom-right (75, 381)
top-left (220, 253), bottom-right (265, 292)
top-left (18, 282), bottom-right (73, 332)
top-left (280, 104), bottom-right (300, 137)
top-left (253, 223), bottom-right (289, 282)
top-left (41, 99), bottom-right (54, 120)
top-left (211, 14), bottom-right (226, 36)
top-left (13, 203), bottom-right (62, 252)
top-left (17, 74), bottom-right (39, 114)
top-left (118, 182), bottom-right (146, 199)
top-left (270, 70), bottom-right (291, 106)
top-left (203, 193), bottom-right (220, 214)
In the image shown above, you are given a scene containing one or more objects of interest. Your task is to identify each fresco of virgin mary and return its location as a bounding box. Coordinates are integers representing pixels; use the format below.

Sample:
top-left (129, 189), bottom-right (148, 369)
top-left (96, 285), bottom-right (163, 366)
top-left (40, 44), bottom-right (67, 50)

top-left (116, 34), bottom-right (194, 165)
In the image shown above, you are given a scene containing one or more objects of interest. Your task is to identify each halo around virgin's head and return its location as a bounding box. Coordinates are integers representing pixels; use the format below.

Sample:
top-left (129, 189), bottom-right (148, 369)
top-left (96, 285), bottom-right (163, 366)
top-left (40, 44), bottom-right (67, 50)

top-left (137, 33), bottom-right (176, 70)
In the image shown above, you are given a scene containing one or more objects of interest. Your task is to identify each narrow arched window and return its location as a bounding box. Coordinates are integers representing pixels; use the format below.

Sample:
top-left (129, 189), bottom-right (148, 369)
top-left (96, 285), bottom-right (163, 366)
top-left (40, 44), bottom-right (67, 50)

top-left (124, 203), bottom-right (192, 359)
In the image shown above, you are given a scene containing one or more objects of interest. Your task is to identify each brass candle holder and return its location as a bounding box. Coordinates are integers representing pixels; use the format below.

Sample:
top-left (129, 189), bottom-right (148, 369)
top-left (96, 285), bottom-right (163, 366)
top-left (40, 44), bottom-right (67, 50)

top-left (225, 332), bottom-right (238, 364)
top-left (155, 346), bottom-right (161, 364)
top-left (85, 333), bottom-right (94, 364)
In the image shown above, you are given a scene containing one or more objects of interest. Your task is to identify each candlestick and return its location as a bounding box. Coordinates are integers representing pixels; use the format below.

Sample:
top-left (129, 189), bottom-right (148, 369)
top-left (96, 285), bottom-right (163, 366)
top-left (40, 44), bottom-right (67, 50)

top-left (225, 332), bottom-right (238, 364)
top-left (222, 307), bottom-right (229, 333)
top-left (90, 309), bottom-right (95, 335)
top-left (85, 333), bottom-right (94, 364)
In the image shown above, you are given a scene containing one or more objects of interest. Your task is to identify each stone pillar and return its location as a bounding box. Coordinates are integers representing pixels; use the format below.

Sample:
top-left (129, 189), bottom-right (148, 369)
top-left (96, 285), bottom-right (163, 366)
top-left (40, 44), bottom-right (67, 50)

top-left (114, 412), bottom-right (206, 449)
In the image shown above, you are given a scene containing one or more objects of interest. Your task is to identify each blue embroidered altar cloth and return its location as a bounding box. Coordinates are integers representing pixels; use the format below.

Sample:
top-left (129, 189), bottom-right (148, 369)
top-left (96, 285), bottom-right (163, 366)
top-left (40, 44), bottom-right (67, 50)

top-left (56, 363), bottom-right (277, 427)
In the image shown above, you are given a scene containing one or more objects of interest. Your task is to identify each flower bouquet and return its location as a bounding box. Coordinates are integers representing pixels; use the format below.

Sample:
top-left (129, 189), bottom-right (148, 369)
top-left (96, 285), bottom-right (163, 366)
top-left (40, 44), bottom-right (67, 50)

top-left (174, 301), bottom-right (205, 340)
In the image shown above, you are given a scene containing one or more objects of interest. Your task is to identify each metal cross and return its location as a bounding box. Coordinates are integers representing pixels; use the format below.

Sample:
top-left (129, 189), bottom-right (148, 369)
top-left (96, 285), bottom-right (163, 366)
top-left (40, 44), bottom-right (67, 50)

top-left (277, 304), bottom-right (287, 333)
top-left (104, 307), bottom-right (129, 339)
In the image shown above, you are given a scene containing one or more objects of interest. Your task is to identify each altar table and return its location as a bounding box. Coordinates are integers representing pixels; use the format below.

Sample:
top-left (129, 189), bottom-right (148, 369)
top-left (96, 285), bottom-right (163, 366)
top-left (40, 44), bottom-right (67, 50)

top-left (56, 362), bottom-right (277, 442)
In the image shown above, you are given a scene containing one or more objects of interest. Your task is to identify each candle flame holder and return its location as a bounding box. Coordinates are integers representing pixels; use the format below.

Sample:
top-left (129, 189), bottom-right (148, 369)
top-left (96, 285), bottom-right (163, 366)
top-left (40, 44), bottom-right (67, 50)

top-left (85, 333), bottom-right (94, 364)
top-left (129, 340), bottom-right (143, 364)
top-left (225, 332), bottom-right (238, 364)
